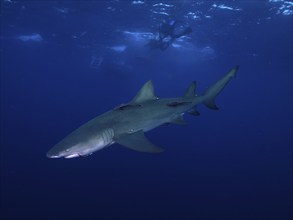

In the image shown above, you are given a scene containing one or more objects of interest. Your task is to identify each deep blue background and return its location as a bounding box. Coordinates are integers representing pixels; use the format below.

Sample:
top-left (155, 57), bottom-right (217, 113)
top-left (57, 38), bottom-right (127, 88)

top-left (1, 1), bottom-right (292, 220)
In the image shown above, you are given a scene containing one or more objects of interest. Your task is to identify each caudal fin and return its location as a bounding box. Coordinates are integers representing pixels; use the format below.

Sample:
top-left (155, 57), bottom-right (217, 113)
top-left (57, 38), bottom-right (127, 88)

top-left (203, 65), bottom-right (240, 110)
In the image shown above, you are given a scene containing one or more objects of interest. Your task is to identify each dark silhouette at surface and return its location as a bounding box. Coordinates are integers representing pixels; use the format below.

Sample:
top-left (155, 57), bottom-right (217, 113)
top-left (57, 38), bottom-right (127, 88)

top-left (147, 20), bottom-right (192, 51)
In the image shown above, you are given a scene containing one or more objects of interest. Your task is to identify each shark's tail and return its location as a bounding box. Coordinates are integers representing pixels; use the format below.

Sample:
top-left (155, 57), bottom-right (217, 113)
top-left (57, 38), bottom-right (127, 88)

top-left (202, 65), bottom-right (240, 110)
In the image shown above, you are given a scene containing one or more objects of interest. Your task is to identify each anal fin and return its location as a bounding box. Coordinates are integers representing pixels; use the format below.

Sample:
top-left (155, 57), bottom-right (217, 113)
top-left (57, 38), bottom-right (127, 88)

top-left (170, 114), bottom-right (187, 125)
top-left (115, 130), bottom-right (164, 153)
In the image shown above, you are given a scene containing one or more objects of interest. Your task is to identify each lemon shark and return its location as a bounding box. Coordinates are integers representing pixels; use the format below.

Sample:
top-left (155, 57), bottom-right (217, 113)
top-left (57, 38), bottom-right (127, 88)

top-left (47, 66), bottom-right (239, 159)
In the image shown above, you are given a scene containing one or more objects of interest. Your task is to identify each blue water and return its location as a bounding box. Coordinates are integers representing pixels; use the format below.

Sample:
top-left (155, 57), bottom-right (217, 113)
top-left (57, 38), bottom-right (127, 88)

top-left (1, 1), bottom-right (292, 219)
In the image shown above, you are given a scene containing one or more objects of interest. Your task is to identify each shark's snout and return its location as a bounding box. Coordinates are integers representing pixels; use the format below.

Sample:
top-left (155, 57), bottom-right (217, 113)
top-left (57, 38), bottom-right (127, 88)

top-left (46, 149), bottom-right (61, 158)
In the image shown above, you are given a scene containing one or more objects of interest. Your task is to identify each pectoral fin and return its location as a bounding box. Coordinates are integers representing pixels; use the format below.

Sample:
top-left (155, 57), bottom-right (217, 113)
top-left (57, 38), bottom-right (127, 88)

top-left (115, 130), bottom-right (164, 153)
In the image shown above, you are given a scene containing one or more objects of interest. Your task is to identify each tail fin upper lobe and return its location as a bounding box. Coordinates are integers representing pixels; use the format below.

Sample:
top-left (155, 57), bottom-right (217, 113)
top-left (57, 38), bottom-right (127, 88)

top-left (203, 65), bottom-right (240, 110)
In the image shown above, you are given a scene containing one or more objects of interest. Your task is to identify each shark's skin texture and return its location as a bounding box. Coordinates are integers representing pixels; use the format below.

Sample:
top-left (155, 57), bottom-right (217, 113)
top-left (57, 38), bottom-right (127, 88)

top-left (47, 66), bottom-right (239, 159)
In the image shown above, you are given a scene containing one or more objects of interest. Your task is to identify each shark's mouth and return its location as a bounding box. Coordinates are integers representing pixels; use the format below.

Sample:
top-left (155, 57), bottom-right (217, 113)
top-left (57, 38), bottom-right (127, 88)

top-left (64, 152), bottom-right (95, 158)
top-left (64, 153), bottom-right (80, 159)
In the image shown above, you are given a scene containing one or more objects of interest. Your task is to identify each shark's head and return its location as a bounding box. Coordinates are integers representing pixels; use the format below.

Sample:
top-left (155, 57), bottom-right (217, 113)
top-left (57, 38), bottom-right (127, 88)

top-left (46, 128), bottom-right (114, 159)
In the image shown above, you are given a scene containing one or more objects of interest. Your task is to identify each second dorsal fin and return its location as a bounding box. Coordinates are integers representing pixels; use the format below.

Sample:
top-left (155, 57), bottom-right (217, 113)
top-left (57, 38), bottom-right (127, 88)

top-left (183, 81), bottom-right (196, 98)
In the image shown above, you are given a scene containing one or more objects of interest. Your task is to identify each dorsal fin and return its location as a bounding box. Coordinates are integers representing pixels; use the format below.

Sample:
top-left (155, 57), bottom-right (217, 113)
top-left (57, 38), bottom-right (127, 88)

top-left (183, 81), bottom-right (196, 98)
top-left (131, 80), bottom-right (158, 103)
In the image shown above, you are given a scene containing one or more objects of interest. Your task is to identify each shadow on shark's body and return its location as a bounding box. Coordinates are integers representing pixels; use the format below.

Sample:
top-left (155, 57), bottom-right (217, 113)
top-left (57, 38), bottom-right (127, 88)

top-left (47, 66), bottom-right (240, 159)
